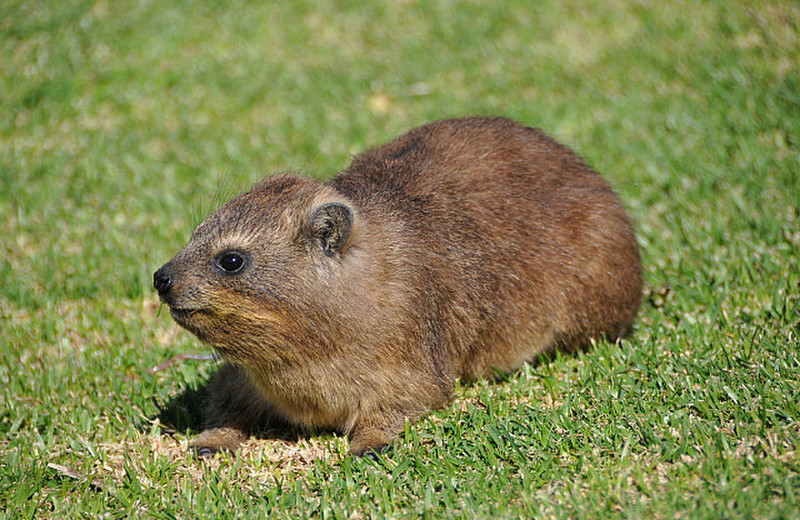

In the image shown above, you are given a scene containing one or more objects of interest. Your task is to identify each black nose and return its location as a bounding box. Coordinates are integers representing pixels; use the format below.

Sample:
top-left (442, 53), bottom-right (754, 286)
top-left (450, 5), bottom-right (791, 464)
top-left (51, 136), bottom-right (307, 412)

top-left (153, 268), bottom-right (173, 295)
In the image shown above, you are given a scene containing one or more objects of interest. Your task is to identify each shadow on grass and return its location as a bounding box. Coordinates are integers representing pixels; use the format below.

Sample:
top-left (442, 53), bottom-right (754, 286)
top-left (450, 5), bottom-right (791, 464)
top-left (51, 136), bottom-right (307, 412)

top-left (152, 382), bottom-right (207, 435)
top-left (149, 372), bottom-right (308, 445)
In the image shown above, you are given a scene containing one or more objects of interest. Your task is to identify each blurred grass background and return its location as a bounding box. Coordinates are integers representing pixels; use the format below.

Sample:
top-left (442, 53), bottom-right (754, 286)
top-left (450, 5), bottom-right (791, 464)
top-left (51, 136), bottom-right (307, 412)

top-left (1, 0), bottom-right (799, 517)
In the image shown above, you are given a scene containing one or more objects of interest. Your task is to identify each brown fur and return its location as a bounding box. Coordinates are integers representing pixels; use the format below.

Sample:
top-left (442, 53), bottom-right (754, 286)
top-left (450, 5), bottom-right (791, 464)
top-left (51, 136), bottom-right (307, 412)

top-left (153, 116), bottom-right (643, 456)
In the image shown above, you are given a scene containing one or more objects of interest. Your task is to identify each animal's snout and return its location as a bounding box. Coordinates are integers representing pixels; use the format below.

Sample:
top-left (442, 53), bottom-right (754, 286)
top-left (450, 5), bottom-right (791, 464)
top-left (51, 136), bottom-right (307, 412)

top-left (153, 267), bottom-right (174, 296)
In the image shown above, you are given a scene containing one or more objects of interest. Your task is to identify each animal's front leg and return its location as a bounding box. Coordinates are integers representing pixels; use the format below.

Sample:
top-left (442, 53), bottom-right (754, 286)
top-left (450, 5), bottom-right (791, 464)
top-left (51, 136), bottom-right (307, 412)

top-left (194, 362), bottom-right (276, 457)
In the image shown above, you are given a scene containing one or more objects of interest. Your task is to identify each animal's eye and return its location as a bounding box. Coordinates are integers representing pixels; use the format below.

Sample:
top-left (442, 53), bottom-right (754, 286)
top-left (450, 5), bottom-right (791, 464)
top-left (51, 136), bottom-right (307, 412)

top-left (216, 251), bottom-right (247, 274)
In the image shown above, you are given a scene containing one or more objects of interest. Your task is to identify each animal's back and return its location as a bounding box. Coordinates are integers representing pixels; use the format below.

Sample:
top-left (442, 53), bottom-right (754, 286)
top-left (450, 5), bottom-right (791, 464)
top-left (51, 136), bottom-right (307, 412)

top-left (331, 117), bottom-right (642, 380)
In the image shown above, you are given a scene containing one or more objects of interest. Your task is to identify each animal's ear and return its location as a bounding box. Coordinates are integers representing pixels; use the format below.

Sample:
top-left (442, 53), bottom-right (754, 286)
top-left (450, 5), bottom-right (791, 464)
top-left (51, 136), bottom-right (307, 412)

top-left (308, 202), bottom-right (354, 256)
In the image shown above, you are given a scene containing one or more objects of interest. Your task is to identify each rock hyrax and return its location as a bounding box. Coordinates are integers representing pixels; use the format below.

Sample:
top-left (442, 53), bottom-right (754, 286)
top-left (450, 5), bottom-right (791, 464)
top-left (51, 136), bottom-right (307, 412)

top-left (153, 116), bottom-right (642, 456)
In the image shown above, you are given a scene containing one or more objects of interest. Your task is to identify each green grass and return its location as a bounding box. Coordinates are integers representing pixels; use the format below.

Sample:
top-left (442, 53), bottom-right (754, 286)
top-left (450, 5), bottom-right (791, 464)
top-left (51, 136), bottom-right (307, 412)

top-left (1, 0), bottom-right (799, 517)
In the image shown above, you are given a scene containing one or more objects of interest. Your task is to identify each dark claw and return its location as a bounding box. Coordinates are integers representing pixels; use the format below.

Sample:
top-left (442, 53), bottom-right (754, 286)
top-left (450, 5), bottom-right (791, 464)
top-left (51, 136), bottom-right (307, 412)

top-left (193, 446), bottom-right (217, 459)
top-left (357, 443), bottom-right (391, 460)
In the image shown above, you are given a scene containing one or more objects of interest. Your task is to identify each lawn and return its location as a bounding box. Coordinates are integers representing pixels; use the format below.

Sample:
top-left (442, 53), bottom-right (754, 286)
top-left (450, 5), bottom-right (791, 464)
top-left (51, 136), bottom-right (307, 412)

top-left (1, 0), bottom-right (799, 517)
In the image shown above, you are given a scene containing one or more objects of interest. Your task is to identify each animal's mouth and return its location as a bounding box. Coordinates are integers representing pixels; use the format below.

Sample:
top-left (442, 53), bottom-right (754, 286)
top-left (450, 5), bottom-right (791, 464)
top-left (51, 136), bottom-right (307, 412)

top-left (169, 307), bottom-right (208, 322)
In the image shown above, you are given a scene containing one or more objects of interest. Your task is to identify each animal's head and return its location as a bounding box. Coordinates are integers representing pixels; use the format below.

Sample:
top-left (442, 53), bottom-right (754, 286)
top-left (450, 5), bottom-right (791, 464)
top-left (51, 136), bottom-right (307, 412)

top-left (153, 175), bottom-right (357, 362)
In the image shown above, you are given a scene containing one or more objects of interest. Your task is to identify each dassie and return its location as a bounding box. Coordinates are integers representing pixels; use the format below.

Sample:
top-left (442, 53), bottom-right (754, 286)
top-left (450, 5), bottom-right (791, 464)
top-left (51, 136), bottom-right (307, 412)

top-left (153, 116), bottom-right (643, 457)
